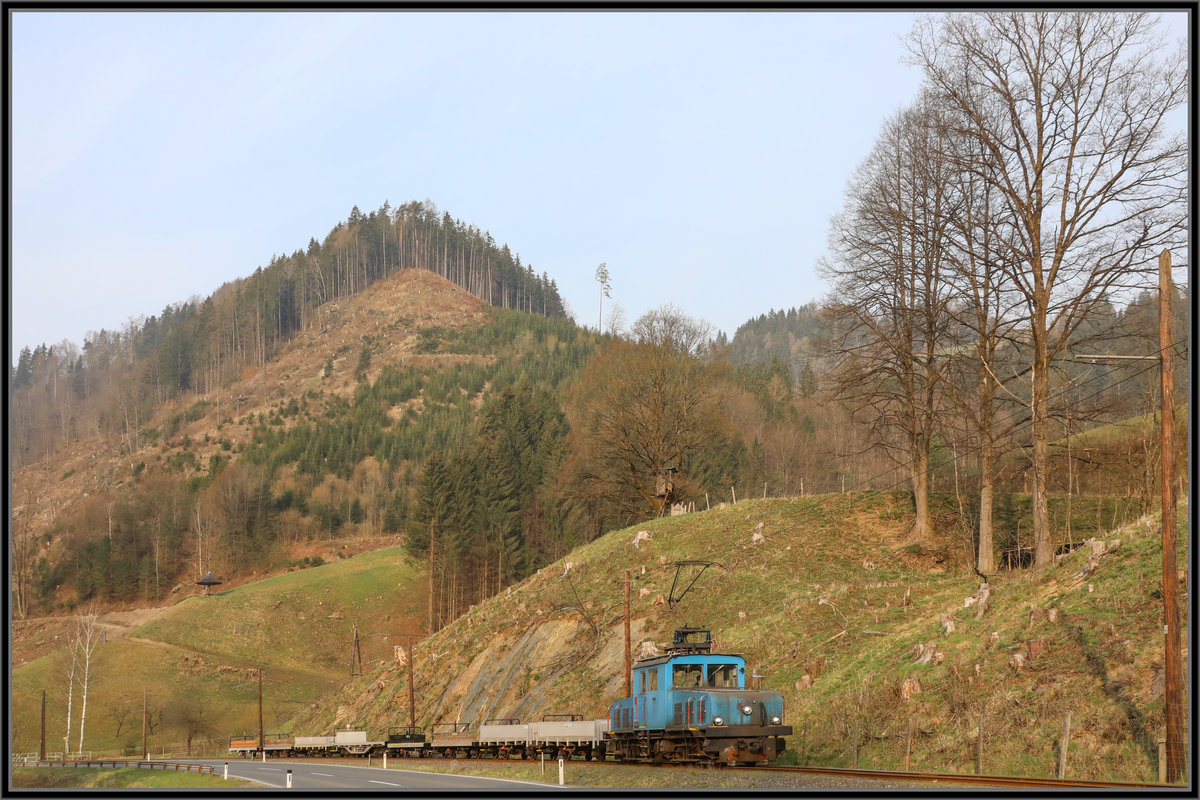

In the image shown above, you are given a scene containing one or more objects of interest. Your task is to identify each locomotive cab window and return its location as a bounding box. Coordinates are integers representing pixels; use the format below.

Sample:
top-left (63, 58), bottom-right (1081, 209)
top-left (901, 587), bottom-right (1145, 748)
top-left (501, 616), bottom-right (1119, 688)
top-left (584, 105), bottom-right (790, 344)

top-left (673, 665), bottom-right (703, 688)
top-left (707, 663), bottom-right (738, 688)
top-left (639, 669), bottom-right (659, 692)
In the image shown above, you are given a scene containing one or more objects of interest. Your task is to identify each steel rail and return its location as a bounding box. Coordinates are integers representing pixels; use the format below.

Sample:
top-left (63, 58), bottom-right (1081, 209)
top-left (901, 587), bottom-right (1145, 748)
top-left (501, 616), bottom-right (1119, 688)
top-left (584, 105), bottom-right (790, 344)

top-left (229, 754), bottom-right (1173, 789)
top-left (763, 765), bottom-right (1171, 790)
top-left (594, 760), bottom-right (1171, 789)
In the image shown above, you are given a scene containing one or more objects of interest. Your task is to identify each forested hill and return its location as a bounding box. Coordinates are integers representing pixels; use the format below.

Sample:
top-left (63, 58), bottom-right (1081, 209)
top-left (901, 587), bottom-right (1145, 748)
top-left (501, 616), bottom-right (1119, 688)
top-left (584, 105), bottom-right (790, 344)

top-left (728, 303), bottom-right (823, 396)
top-left (11, 266), bottom-right (598, 624)
top-left (10, 199), bottom-right (565, 471)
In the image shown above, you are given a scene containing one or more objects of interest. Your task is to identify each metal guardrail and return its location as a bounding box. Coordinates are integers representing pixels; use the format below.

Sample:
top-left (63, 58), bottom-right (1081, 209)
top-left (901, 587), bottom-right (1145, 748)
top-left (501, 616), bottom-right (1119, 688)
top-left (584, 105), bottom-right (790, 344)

top-left (29, 760), bottom-right (214, 775)
top-left (11, 752), bottom-right (69, 765)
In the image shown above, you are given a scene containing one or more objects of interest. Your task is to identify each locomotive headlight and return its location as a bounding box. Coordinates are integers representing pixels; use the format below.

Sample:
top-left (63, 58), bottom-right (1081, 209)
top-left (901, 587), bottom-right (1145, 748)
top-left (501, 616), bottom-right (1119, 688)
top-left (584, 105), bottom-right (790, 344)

top-left (741, 704), bottom-right (753, 716)
top-left (771, 715), bottom-right (781, 725)
top-left (713, 716), bottom-right (724, 726)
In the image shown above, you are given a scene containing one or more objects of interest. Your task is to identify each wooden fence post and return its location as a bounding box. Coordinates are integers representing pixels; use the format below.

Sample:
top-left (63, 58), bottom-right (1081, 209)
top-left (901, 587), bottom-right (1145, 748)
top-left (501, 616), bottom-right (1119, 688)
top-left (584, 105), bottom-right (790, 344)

top-left (1057, 712), bottom-right (1071, 778)
top-left (904, 718), bottom-right (913, 771)
top-left (976, 714), bottom-right (983, 775)
top-left (852, 718), bottom-right (860, 768)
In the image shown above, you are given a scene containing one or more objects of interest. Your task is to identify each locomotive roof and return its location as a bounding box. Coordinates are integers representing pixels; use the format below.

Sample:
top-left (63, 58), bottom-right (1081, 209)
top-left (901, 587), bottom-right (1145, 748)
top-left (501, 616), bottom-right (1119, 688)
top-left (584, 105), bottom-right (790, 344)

top-left (634, 651), bottom-right (745, 668)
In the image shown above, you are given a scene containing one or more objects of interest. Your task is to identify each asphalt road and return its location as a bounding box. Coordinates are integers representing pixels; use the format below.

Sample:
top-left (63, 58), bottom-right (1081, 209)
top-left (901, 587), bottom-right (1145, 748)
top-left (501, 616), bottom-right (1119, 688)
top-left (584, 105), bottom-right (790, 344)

top-left (194, 759), bottom-right (561, 791)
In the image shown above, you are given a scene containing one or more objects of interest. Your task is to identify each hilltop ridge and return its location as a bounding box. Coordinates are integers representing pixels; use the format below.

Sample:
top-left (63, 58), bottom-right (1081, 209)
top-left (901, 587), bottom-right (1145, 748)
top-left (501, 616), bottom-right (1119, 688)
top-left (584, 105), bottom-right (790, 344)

top-left (11, 269), bottom-right (494, 603)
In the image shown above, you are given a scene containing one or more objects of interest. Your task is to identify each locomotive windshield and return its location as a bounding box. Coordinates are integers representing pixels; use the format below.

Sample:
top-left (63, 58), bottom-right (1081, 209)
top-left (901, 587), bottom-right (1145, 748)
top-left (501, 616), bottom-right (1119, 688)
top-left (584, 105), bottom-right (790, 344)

top-left (672, 664), bottom-right (704, 688)
top-left (707, 663), bottom-right (738, 688)
top-left (671, 662), bottom-right (741, 688)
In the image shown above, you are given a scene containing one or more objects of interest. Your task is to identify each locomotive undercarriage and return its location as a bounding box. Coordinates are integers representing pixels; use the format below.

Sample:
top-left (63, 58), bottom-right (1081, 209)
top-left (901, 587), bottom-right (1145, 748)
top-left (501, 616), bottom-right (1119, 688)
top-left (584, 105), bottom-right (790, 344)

top-left (433, 743), bottom-right (603, 761)
top-left (605, 726), bottom-right (787, 765)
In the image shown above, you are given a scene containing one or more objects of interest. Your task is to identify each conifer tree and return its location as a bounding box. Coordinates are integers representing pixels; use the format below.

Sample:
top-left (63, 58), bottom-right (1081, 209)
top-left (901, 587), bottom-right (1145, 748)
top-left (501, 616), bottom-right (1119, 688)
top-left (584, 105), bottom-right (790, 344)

top-left (407, 454), bottom-right (452, 631)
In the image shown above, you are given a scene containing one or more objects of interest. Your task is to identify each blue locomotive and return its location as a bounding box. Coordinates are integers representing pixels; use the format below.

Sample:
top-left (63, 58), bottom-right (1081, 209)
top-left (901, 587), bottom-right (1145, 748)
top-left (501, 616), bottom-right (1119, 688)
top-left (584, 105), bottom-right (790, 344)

top-left (605, 627), bottom-right (791, 764)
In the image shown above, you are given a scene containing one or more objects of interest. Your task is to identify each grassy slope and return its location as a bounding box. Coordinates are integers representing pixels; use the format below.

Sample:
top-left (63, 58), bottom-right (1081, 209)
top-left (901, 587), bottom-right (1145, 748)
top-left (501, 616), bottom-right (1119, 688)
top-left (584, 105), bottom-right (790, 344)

top-left (13, 494), bottom-right (1187, 783)
top-left (284, 491), bottom-right (1187, 783)
top-left (10, 767), bottom-right (256, 789)
top-left (11, 546), bottom-right (424, 755)
top-left (130, 546), bottom-right (425, 673)
top-left (1054, 402), bottom-right (1189, 449)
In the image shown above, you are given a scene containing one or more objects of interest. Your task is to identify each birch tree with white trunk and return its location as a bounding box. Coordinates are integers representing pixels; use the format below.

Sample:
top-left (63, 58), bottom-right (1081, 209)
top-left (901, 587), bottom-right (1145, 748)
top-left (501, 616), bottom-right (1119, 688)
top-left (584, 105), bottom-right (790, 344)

top-left (74, 611), bottom-right (103, 753)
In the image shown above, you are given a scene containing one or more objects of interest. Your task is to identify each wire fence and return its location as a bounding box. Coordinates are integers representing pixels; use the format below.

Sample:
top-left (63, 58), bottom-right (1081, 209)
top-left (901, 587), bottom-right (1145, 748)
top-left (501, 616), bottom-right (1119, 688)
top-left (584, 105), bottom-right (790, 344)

top-left (790, 704), bottom-right (1190, 785)
top-left (11, 731), bottom-right (304, 766)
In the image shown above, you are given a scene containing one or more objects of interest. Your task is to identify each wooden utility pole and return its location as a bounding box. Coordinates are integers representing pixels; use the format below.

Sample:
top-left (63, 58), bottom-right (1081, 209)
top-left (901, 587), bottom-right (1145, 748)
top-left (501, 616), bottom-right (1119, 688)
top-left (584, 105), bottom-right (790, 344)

top-left (257, 668), bottom-right (264, 752)
top-left (142, 688), bottom-right (147, 761)
top-left (407, 636), bottom-right (416, 728)
top-left (350, 625), bottom-right (363, 676)
top-left (1072, 254), bottom-right (1185, 782)
top-left (40, 690), bottom-right (46, 761)
top-left (1159, 249), bottom-right (1182, 783)
top-left (624, 570), bottom-right (632, 697)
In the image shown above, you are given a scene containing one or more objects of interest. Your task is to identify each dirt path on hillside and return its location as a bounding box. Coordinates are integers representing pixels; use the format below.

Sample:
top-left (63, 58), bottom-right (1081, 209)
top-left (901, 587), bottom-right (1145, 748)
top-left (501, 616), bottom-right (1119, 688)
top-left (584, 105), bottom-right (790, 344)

top-left (12, 605), bottom-right (176, 668)
top-left (118, 634), bottom-right (340, 687)
top-left (14, 606), bottom-right (339, 690)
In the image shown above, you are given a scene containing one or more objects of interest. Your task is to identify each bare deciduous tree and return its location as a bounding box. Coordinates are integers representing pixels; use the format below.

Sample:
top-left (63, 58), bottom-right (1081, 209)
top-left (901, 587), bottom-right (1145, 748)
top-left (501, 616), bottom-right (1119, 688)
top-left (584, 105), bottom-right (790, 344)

top-left (939, 110), bottom-right (1029, 574)
top-left (630, 303), bottom-right (717, 359)
top-left (110, 704), bottom-right (133, 739)
top-left (171, 698), bottom-right (215, 756)
top-left (63, 626), bottom-right (80, 756)
top-left (907, 10), bottom-right (1189, 566)
top-left (563, 311), bottom-right (730, 523)
top-left (822, 91), bottom-right (959, 544)
top-left (193, 498), bottom-right (218, 579)
top-left (11, 490), bottom-right (40, 619)
top-left (605, 302), bottom-right (628, 338)
top-left (73, 610), bottom-right (103, 753)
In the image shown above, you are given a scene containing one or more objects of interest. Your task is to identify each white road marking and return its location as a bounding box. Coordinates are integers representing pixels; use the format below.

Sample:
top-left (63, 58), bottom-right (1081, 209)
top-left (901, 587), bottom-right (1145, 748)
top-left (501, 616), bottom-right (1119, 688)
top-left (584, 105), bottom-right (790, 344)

top-left (369, 780), bottom-right (403, 786)
top-left (427, 771), bottom-right (570, 787)
top-left (260, 767), bottom-right (282, 771)
top-left (311, 772), bottom-right (335, 777)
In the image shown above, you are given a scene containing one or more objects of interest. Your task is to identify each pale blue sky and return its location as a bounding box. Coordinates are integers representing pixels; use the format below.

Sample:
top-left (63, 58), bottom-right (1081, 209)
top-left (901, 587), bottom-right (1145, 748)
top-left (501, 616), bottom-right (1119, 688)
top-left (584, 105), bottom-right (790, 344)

top-left (9, 10), bottom-right (1189, 360)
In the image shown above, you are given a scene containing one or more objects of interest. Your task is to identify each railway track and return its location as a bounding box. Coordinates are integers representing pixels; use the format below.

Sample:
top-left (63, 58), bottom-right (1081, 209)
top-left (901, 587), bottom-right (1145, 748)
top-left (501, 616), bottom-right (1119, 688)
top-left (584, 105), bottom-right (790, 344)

top-left (249, 755), bottom-right (1174, 790)
top-left (757, 765), bottom-right (1171, 790)
top-left (608, 760), bottom-right (1173, 789)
